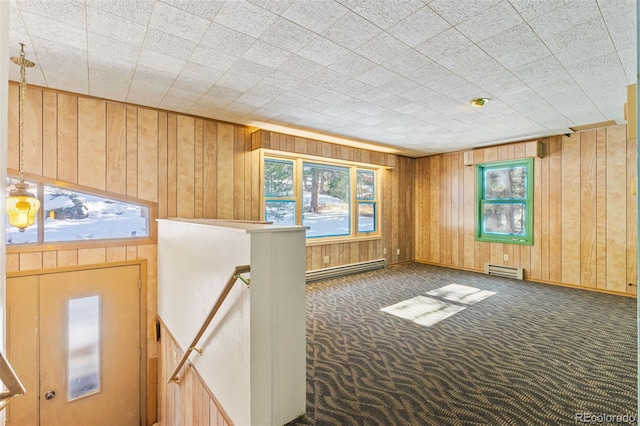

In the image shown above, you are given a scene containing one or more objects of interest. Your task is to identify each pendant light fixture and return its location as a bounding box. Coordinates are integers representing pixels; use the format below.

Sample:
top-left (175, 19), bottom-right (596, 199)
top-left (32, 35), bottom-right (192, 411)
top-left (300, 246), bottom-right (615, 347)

top-left (6, 43), bottom-right (40, 232)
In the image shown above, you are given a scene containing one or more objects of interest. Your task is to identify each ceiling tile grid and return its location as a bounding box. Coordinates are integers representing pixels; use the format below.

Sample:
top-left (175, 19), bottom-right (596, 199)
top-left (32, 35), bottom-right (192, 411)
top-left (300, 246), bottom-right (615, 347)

top-left (7, 0), bottom-right (637, 156)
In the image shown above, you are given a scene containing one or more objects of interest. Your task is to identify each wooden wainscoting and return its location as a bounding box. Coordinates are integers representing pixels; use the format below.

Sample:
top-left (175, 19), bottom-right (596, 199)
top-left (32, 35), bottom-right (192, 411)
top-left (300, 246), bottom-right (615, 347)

top-left (158, 321), bottom-right (232, 426)
top-left (415, 128), bottom-right (637, 295)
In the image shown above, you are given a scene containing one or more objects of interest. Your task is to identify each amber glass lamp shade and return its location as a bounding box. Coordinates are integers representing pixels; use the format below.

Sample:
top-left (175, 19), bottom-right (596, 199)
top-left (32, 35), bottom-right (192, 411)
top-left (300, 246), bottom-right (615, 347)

top-left (6, 181), bottom-right (40, 232)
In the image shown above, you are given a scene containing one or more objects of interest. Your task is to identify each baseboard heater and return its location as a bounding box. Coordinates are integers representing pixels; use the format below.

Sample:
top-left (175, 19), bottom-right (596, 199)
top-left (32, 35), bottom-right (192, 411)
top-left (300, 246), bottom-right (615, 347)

top-left (306, 259), bottom-right (387, 283)
top-left (484, 263), bottom-right (524, 280)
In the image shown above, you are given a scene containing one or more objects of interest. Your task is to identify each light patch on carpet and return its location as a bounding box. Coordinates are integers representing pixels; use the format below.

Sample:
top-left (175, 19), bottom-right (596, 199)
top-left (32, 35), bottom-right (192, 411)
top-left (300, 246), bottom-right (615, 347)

top-left (380, 296), bottom-right (466, 327)
top-left (426, 283), bottom-right (496, 305)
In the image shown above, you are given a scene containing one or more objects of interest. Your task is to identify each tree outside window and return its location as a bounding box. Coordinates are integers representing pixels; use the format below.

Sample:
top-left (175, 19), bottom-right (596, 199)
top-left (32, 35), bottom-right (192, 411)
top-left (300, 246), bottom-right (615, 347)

top-left (476, 158), bottom-right (533, 245)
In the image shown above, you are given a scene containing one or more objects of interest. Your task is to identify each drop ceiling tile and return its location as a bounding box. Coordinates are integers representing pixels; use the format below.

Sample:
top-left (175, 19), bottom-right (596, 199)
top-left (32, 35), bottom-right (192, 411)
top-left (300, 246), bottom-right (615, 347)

top-left (199, 23), bottom-right (256, 57)
top-left (247, 0), bottom-right (294, 14)
top-left (355, 32), bottom-right (411, 63)
top-left (213, 0), bottom-right (277, 38)
top-left (132, 64), bottom-right (179, 88)
top-left (511, 55), bottom-right (569, 88)
top-left (387, 6), bottom-right (451, 47)
top-left (406, 60), bottom-right (452, 85)
top-left (87, 6), bottom-right (147, 46)
top-left (189, 45), bottom-right (238, 72)
top-left (148, 1), bottom-right (210, 43)
top-left (88, 32), bottom-right (140, 64)
top-left (493, 41), bottom-right (551, 69)
top-left (334, 78), bottom-right (374, 97)
top-left (143, 28), bottom-right (197, 61)
top-left (235, 92), bottom-right (271, 108)
top-left (509, 0), bottom-right (572, 20)
top-left (205, 85), bottom-right (244, 104)
top-left (21, 11), bottom-right (87, 50)
top-left (160, 0), bottom-right (224, 19)
top-left (259, 18), bottom-right (317, 54)
top-left (306, 67), bottom-right (350, 90)
top-left (401, 86), bottom-right (453, 108)
top-left (566, 52), bottom-right (627, 84)
top-left (246, 84), bottom-right (286, 101)
top-left (439, 43), bottom-right (492, 73)
top-left (257, 71), bottom-right (303, 91)
top-left (298, 36), bottom-right (350, 67)
top-left (160, 95), bottom-right (199, 112)
top-left (384, 49), bottom-right (432, 74)
top-left (276, 54), bottom-right (324, 80)
top-left (352, 0), bottom-right (425, 29)
top-left (527, 1), bottom-right (601, 38)
top-left (242, 40), bottom-right (292, 69)
top-left (281, 0), bottom-right (349, 33)
top-left (171, 75), bottom-right (215, 94)
top-left (17, 0), bottom-right (86, 29)
top-left (355, 66), bottom-right (398, 87)
top-left (552, 38), bottom-right (615, 67)
top-left (328, 52), bottom-right (377, 77)
top-left (429, 0), bottom-right (501, 26)
top-left (9, 2), bottom-right (27, 33)
top-left (544, 18), bottom-right (610, 54)
top-left (29, 36), bottom-right (88, 71)
top-left (415, 28), bottom-right (472, 61)
top-left (478, 23), bottom-right (541, 57)
top-left (215, 73), bottom-right (260, 92)
top-left (455, 1), bottom-right (523, 43)
top-left (378, 76), bottom-right (420, 96)
top-left (290, 80), bottom-right (327, 98)
top-left (276, 91), bottom-right (313, 106)
top-left (138, 49), bottom-right (186, 75)
top-left (178, 62), bottom-right (224, 84)
top-left (322, 11), bottom-right (382, 49)
top-left (44, 70), bottom-right (89, 94)
top-left (85, 0), bottom-right (154, 25)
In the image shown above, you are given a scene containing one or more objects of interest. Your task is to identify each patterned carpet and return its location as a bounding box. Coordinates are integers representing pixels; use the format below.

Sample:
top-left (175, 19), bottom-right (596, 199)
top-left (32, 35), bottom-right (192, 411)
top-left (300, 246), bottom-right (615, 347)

top-left (286, 262), bottom-right (637, 426)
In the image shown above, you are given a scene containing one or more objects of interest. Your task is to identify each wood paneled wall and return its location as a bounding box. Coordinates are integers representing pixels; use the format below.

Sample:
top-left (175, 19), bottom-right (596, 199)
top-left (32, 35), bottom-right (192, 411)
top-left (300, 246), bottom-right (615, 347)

top-left (254, 130), bottom-right (415, 267)
top-left (159, 322), bottom-right (232, 426)
top-left (415, 127), bottom-right (637, 295)
top-left (6, 84), bottom-right (416, 424)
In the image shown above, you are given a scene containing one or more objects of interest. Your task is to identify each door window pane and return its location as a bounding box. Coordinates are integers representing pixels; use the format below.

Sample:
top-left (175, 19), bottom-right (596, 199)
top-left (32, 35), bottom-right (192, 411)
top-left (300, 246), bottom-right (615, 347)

top-left (68, 295), bottom-right (101, 400)
top-left (302, 163), bottom-right (350, 238)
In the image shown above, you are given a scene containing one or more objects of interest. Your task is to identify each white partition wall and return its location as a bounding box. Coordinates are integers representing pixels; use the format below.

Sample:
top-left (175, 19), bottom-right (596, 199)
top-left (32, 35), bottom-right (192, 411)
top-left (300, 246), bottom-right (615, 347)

top-left (157, 219), bottom-right (307, 426)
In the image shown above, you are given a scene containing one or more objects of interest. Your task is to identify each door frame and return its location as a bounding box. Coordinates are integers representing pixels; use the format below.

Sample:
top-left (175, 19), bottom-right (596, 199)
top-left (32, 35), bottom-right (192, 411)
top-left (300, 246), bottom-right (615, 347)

top-left (6, 260), bottom-right (148, 426)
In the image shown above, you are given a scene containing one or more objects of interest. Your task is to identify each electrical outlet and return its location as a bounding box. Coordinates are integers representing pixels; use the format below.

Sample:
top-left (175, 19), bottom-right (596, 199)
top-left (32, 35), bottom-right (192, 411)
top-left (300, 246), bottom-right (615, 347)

top-left (323, 256), bottom-right (330, 264)
top-left (503, 254), bottom-right (509, 261)
top-left (396, 248), bottom-right (400, 256)
top-left (383, 248), bottom-right (387, 255)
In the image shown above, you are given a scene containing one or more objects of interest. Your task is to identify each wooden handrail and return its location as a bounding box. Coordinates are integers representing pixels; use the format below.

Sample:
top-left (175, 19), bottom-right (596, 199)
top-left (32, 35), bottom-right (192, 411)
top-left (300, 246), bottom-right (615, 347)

top-left (168, 264), bottom-right (251, 384)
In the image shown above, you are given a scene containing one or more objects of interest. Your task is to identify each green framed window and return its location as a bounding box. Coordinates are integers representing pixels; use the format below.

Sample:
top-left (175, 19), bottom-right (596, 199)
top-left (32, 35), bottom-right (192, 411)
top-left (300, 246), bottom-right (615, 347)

top-left (476, 158), bottom-right (533, 245)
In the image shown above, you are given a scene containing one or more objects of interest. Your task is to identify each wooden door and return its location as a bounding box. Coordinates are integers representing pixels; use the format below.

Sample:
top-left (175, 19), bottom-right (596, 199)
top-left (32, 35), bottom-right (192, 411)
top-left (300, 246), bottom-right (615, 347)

top-left (7, 264), bottom-right (141, 426)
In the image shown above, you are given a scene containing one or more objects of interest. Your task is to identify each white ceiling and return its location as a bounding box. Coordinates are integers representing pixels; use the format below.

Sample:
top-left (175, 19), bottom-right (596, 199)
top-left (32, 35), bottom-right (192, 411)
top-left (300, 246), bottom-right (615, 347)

top-left (7, 0), bottom-right (638, 156)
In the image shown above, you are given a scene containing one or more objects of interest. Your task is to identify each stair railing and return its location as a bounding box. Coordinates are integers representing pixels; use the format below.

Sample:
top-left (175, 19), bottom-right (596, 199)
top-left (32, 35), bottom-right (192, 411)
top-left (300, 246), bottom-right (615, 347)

top-left (168, 264), bottom-right (251, 384)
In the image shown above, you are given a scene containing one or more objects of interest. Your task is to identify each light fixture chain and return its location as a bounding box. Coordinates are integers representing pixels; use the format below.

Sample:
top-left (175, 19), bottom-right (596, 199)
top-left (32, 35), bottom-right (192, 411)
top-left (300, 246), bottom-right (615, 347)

top-left (18, 43), bottom-right (26, 180)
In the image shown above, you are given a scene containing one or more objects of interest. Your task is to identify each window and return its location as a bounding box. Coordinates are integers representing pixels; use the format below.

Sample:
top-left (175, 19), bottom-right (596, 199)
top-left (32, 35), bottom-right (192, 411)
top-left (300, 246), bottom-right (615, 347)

top-left (5, 176), bottom-right (152, 246)
top-left (68, 295), bottom-right (101, 400)
top-left (476, 158), bottom-right (533, 245)
top-left (263, 155), bottom-right (379, 240)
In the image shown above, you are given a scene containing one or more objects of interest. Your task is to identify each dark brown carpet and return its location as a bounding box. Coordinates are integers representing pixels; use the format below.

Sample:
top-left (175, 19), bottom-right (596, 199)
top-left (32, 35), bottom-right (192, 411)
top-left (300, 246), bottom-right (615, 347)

top-left (286, 262), bottom-right (637, 426)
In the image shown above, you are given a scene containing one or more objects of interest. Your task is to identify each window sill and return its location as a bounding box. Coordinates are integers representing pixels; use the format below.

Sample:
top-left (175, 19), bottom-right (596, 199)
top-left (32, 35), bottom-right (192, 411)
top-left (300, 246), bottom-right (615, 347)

top-left (305, 234), bottom-right (381, 246)
top-left (6, 237), bottom-right (157, 254)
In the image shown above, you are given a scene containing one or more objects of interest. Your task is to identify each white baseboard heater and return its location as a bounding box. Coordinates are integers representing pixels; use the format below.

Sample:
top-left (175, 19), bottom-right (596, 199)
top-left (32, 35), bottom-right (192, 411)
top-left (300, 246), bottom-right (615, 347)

top-left (306, 259), bottom-right (387, 283)
top-left (484, 263), bottom-right (524, 280)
